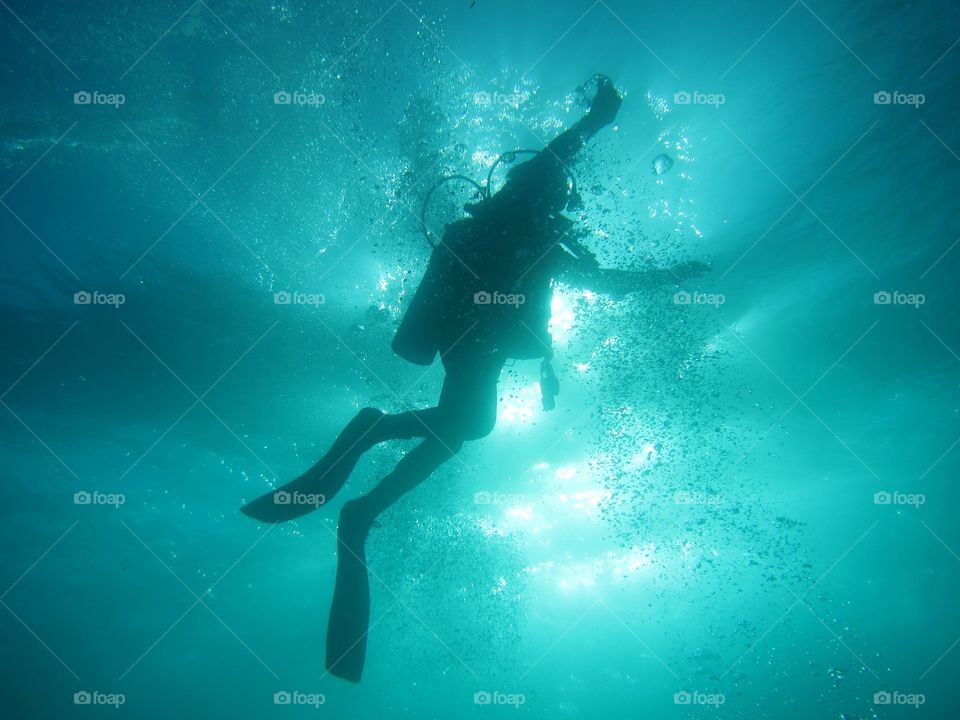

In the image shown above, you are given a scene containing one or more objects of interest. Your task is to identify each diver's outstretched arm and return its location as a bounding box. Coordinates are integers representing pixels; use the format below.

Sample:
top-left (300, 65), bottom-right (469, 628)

top-left (541, 75), bottom-right (622, 166)
top-left (557, 257), bottom-right (710, 295)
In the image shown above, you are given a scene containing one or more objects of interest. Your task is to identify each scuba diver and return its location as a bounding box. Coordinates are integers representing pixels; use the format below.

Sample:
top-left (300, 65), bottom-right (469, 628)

top-left (242, 76), bottom-right (708, 681)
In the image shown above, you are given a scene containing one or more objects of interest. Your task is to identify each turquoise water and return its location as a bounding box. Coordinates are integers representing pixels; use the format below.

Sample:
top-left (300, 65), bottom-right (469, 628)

top-left (1, 0), bottom-right (958, 717)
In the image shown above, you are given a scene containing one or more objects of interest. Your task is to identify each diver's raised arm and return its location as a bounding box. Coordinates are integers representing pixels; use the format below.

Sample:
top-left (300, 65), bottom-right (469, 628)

top-left (488, 76), bottom-right (621, 211)
top-left (542, 75), bottom-right (622, 166)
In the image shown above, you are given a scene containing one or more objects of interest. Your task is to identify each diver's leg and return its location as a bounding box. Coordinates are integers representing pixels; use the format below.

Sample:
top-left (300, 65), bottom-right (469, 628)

top-left (371, 348), bottom-right (503, 443)
top-left (331, 350), bottom-right (502, 551)
top-left (291, 408), bottom-right (387, 490)
top-left (326, 436), bottom-right (463, 682)
top-left (244, 350), bottom-right (501, 523)
top-left (350, 436), bottom-right (464, 527)
top-left (326, 351), bottom-right (503, 682)
top-left (241, 406), bottom-right (386, 522)
top-left (301, 356), bottom-right (499, 501)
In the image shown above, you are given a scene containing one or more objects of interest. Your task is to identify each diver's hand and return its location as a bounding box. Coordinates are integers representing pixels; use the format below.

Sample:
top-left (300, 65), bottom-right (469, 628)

top-left (586, 75), bottom-right (622, 127)
top-left (672, 260), bottom-right (711, 281)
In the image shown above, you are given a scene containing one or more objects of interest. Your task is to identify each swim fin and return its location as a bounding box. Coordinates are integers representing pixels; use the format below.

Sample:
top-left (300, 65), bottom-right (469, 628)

top-left (325, 500), bottom-right (372, 682)
top-left (240, 408), bottom-right (384, 524)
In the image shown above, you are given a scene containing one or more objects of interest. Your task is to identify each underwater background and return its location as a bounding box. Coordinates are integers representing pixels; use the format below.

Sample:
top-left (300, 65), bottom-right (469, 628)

top-left (1, 0), bottom-right (959, 717)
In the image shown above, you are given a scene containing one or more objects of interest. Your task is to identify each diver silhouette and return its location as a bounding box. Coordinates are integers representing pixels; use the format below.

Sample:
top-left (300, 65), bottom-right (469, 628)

top-left (242, 76), bottom-right (707, 681)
